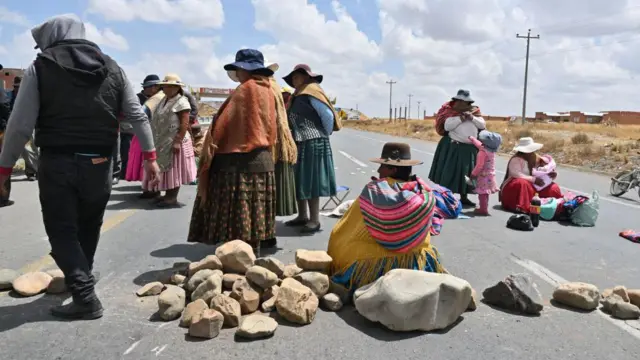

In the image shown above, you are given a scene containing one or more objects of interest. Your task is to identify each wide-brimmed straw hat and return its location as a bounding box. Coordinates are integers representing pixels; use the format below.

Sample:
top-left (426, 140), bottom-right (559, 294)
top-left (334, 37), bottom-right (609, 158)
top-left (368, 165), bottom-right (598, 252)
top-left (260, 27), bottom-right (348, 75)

top-left (224, 49), bottom-right (274, 76)
top-left (370, 142), bottom-right (423, 167)
top-left (513, 137), bottom-right (543, 153)
top-left (283, 64), bottom-right (323, 87)
top-left (452, 89), bottom-right (474, 103)
top-left (157, 74), bottom-right (184, 87)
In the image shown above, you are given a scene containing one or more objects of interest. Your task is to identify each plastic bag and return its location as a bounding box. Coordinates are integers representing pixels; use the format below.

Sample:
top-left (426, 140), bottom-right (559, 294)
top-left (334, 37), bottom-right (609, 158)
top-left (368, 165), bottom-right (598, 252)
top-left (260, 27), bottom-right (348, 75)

top-left (540, 198), bottom-right (558, 221)
top-left (570, 190), bottom-right (599, 227)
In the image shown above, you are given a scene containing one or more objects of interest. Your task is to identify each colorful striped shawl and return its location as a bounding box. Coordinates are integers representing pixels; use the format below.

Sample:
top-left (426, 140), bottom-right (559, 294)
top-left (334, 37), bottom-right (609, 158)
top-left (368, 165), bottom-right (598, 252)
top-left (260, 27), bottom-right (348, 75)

top-left (359, 177), bottom-right (436, 253)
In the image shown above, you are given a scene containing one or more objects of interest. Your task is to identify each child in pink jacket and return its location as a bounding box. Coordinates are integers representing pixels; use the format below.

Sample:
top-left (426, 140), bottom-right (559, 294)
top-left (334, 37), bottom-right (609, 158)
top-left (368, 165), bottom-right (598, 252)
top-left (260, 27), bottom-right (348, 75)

top-left (469, 130), bottom-right (502, 215)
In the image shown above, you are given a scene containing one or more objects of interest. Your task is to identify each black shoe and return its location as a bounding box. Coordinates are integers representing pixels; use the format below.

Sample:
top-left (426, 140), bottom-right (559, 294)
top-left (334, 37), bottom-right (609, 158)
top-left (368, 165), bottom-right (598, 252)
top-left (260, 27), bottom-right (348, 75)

top-left (0, 200), bottom-right (14, 208)
top-left (300, 223), bottom-right (321, 234)
top-left (50, 299), bottom-right (103, 320)
top-left (262, 238), bottom-right (277, 249)
top-left (460, 197), bottom-right (476, 208)
top-left (112, 178), bottom-right (119, 185)
top-left (284, 218), bottom-right (308, 227)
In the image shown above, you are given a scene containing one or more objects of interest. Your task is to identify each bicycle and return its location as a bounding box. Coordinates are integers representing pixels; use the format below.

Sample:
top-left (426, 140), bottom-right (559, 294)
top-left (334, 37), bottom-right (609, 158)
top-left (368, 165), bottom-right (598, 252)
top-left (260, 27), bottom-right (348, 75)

top-left (610, 168), bottom-right (640, 197)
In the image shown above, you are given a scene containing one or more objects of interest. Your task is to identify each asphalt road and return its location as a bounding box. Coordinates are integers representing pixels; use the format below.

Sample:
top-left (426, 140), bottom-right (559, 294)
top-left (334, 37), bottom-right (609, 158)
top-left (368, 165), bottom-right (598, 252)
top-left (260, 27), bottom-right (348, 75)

top-left (1, 127), bottom-right (640, 359)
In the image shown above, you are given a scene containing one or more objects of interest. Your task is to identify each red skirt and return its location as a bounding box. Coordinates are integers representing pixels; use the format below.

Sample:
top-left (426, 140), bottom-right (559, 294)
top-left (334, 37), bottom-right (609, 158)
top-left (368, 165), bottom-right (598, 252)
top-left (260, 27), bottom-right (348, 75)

top-left (500, 178), bottom-right (562, 213)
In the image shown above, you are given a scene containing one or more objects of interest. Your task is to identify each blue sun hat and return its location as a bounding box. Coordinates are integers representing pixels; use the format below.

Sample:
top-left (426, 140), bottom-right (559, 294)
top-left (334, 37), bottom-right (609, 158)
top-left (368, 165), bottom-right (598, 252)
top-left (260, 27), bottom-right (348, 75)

top-left (478, 130), bottom-right (502, 153)
top-left (224, 49), bottom-right (273, 76)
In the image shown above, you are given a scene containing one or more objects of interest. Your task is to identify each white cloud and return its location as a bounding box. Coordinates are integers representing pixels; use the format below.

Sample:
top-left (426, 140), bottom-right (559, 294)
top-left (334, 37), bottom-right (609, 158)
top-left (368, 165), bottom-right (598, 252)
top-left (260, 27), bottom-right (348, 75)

top-left (85, 23), bottom-right (129, 51)
top-left (0, 6), bottom-right (29, 26)
top-left (87, 0), bottom-right (224, 28)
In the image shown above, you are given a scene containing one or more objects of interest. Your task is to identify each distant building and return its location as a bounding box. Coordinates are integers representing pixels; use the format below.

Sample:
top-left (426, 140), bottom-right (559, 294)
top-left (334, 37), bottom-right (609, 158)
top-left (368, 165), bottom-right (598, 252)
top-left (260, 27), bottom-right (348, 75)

top-left (0, 68), bottom-right (24, 90)
top-left (535, 110), bottom-right (640, 125)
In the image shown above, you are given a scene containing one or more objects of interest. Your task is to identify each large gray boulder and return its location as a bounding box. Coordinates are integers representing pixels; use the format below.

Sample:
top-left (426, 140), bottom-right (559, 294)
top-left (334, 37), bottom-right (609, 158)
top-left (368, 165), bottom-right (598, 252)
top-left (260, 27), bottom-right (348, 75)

top-left (354, 269), bottom-right (472, 332)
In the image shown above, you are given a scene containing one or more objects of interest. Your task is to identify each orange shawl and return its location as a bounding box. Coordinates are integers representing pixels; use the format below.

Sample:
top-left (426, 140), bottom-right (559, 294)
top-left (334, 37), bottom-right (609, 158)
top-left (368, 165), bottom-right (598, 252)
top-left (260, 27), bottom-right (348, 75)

top-left (197, 76), bottom-right (276, 204)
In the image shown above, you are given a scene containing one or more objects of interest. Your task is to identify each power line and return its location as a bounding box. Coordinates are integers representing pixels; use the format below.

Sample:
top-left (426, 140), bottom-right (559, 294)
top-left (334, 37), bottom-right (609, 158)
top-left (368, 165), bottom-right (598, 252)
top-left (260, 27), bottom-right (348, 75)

top-left (517, 29), bottom-right (540, 125)
top-left (386, 80), bottom-right (396, 123)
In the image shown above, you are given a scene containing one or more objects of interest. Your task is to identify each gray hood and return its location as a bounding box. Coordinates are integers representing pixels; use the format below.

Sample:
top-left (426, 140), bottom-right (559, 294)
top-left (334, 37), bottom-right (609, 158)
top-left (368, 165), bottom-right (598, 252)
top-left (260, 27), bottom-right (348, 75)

top-left (31, 14), bottom-right (86, 51)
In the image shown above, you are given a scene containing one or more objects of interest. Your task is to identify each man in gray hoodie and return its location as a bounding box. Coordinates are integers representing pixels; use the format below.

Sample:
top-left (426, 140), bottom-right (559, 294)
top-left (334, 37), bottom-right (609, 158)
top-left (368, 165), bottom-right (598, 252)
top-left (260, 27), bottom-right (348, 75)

top-left (0, 14), bottom-right (160, 320)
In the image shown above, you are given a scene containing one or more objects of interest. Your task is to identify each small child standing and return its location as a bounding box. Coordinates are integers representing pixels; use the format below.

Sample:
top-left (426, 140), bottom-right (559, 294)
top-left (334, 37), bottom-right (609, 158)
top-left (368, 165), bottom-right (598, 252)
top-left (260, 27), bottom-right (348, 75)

top-left (468, 130), bottom-right (502, 216)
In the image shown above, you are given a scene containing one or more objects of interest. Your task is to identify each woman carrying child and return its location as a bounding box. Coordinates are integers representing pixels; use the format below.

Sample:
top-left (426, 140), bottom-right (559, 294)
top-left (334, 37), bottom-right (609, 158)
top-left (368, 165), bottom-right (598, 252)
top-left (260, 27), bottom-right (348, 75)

top-left (468, 130), bottom-right (502, 216)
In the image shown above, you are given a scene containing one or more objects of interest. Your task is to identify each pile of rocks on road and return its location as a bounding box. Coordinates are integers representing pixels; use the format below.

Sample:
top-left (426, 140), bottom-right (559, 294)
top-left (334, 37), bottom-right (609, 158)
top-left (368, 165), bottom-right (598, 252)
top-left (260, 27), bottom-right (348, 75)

top-left (137, 240), bottom-right (343, 340)
top-left (552, 283), bottom-right (640, 320)
top-left (0, 268), bottom-right (66, 296)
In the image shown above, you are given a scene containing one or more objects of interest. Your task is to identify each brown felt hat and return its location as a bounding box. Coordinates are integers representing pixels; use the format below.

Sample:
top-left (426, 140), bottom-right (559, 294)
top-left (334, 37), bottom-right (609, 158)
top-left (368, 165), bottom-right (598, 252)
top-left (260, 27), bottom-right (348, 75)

top-left (369, 142), bottom-right (423, 167)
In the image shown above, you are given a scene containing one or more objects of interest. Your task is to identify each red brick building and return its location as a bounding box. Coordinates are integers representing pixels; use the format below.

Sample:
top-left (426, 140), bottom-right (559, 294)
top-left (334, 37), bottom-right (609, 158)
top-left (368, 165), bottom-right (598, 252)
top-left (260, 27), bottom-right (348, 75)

top-left (0, 68), bottom-right (25, 90)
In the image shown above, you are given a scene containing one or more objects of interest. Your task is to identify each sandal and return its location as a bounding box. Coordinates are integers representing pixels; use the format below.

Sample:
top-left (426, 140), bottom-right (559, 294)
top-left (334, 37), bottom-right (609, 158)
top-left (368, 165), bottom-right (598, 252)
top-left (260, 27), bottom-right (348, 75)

top-left (284, 218), bottom-right (309, 227)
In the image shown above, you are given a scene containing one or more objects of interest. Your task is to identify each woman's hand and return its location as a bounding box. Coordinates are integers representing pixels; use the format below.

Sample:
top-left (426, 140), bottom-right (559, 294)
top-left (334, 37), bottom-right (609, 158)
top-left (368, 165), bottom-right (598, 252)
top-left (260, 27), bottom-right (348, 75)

top-left (172, 141), bottom-right (181, 154)
top-left (534, 177), bottom-right (545, 186)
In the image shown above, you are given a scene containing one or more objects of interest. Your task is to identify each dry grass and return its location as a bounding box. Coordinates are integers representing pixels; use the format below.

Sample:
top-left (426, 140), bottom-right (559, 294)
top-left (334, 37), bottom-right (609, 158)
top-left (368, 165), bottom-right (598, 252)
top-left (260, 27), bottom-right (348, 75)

top-left (345, 119), bottom-right (640, 174)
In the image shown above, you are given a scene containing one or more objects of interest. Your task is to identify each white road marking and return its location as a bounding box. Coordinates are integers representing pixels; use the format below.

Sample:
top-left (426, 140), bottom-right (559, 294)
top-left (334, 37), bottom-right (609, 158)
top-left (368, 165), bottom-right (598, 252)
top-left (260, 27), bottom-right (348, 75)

top-left (339, 150), bottom-right (368, 167)
top-left (350, 133), bottom-right (640, 210)
top-left (511, 255), bottom-right (640, 341)
top-left (123, 340), bottom-right (141, 355)
top-left (151, 345), bottom-right (168, 356)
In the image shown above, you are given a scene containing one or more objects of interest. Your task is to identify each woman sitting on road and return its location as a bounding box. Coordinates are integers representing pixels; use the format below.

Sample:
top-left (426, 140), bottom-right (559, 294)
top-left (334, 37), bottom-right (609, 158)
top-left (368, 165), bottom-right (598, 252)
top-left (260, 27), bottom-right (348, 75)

top-left (500, 137), bottom-right (563, 212)
top-left (327, 142), bottom-right (447, 295)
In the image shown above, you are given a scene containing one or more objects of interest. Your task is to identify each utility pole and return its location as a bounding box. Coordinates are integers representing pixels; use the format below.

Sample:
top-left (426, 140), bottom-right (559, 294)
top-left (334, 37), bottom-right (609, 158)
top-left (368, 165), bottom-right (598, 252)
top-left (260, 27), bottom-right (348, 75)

top-left (417, 101), bottom-right (421, 119)
top-left (517, 29), bottom-right (540, 125)
top-left (408, 94), bottom-right (413, 120)
top-left (386, 80), bottom-right (397, 123)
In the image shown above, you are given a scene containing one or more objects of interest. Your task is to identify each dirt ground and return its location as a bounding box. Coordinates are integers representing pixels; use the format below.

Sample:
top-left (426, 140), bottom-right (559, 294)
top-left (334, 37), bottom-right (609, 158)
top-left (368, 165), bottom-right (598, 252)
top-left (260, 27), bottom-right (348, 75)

top-left (345, 119), bottom-right (640, 175)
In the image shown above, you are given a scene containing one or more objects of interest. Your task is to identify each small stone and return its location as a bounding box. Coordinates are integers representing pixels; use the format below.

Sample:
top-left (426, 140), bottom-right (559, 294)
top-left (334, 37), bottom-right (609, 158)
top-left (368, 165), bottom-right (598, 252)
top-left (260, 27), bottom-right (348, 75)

top-left (321, 293), bottom-right (343, 311)
top-left (223, 274), bottom-right (244, 290)
top-left (236, 314), bottom-right (278, 339)
top-left (46, 269), bottom-right (66, 294)
top-left (185, 269), bottom-right (217, 292)
top-left (612, 302), bottom-right (640, 320)
top-left (188, 255), bottom-right (223, 277)
top-left (261, 285), bottom-right (279, 302)
top-left (482, 273), bottom-right (543, 315)
top-left (602, 288), bottom-right (613, 298)
top-left (275, 278), bottom-right (319, 325)
top-left (601, 294), bottom-right (625, 313)
top-left (329, 280), bottom-right (351, 305)
top-left (189, 309), bottom-right (224, 339)
top-left (552, 282), bottom-right (600, 310)
top-left (172, 261), bottom-right (191, 276)
top-left (191, 274), bottom-right (223, 304)
top-left (612, 286), bottom-right (630, 302)
top-left (261, 297), bottom-right (277, 312)
top-left (467, 289), bottom-right (478, 311)
top-left (179, 298), bottom-right (209, 328)
top-left (215, 240), bottom-right (256, 274)
top-left (0, 269), bottom-right (19, 290)
top-left (246, 266), bottom-right (279, 290)
top-left (136, 282), bottom-right (166, 297)
top-left (230, 278), bottom-right (260, 314)
top-left (171, 274), bottom-right (186, 286)
top-left (255, 257), bottom-right (285, 278)
top-left (158, 285), bottom-right (186, 321)
top-left (210, 294), bottom-right (242, 328)
top-left (628, 289), bottom-right (640, 307)
top-left (12, 272), bottom-right (53, 297)
top-left (283, 264), bottom-right (303, 278)
top-left (294, 272), bottom-right (330, 297)
top-left (295, 250), bottom-right (333, 273)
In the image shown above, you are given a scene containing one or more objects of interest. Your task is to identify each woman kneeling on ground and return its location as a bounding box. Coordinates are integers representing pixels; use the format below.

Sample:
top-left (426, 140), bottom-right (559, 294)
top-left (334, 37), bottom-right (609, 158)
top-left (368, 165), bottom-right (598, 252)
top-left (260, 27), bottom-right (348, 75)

top-left (500, 137), bottom-right (562, 212)
top-left (327, 142), bottom-right (447, 295)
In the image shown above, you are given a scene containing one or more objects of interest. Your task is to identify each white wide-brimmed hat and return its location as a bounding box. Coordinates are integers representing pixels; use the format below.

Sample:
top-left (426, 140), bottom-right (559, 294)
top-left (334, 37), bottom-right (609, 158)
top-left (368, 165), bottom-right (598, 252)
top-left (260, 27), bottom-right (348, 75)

top-left (158, 73), bottom-right (183, 86)
top-left (513, 137), bottom-right (543, 153)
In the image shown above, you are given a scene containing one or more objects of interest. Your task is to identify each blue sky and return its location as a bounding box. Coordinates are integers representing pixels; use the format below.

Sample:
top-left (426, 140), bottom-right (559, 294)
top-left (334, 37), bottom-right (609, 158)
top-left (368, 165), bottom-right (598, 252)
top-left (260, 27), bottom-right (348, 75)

top-left (2, 0), bottom-right (640, 116)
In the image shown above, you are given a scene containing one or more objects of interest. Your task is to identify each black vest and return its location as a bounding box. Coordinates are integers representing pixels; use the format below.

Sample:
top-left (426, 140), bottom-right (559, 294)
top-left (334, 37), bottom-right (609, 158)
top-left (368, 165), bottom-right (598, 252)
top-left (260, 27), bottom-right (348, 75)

top-left (34, 41), bottom-right (124, 155)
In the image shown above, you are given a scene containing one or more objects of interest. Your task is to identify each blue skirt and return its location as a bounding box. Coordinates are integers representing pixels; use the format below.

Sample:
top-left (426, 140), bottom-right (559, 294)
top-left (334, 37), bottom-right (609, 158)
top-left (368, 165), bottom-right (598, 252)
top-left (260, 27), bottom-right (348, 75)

top-left (294, 137), bottom-right (337, 200)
